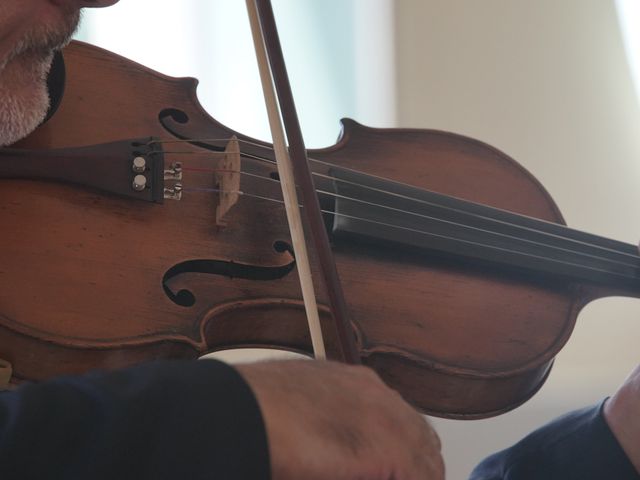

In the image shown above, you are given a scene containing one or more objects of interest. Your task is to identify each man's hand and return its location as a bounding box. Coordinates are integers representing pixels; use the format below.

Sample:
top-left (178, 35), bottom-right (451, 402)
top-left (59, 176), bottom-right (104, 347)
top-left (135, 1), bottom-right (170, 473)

top-left (236, 360), bottom-right (444, 480)
top-left (604, 363), bottom-right (640, 473)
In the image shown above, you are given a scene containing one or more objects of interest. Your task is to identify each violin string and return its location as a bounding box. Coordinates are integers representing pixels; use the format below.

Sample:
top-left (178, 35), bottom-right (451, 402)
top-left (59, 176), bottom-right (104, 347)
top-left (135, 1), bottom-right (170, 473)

top-left (188, 186), bottom-right (283, 204)
top-left (149, 137), bottom-right (270, 150)
top-left (150, 137), bottom-right (640, 265)
top-left (158, 151), bottom-right (229, 156)
top-left (171, 158), bottom-right (640, 272)
top-left (181, 166), bottom-right (281, 184)
top-left (188, 185), bottom-right (639, 282)
top-left (176, 166), bottom-right (640, 276)
top-left (187, 171), bottom-right (637, 273)
top-left (155, 146), bottom-right (275, 164)
top-left (309, 169), bottom-right (640, 265)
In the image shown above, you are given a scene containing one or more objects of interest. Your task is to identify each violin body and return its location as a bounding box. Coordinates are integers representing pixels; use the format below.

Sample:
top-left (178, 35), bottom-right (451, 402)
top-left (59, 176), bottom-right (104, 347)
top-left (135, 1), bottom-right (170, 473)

top-left (4, 41), bottom-right (619, 418)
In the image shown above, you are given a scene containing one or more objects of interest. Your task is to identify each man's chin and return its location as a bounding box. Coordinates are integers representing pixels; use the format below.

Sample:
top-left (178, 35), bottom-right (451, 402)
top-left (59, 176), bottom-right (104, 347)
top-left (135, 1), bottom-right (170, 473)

top-left (0, 51), bottom-right (52, 146)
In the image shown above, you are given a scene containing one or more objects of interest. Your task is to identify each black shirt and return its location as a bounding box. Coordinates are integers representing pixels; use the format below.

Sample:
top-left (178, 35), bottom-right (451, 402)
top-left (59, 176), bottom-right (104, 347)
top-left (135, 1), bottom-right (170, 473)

top-left (0, 360), bottom-right (270, 479)
top-left (470, 400), bottom-right (639, 479)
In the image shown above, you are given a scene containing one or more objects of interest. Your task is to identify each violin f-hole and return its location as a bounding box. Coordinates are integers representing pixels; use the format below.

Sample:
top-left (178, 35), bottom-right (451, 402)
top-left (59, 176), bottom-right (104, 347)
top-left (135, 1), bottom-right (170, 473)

top-left (162, 244), bottom-right (296, 307)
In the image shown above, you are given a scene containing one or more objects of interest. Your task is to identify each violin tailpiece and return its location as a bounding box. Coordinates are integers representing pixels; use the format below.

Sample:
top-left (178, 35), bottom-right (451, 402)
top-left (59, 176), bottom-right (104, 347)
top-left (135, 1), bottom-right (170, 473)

top-left (0, 137), bottom-right (165, 203)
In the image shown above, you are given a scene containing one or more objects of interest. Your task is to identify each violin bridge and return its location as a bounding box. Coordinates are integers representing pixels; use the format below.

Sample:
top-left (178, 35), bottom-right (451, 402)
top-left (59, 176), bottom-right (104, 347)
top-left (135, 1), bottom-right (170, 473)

top-left (215, 135), bottom-right (241, 227)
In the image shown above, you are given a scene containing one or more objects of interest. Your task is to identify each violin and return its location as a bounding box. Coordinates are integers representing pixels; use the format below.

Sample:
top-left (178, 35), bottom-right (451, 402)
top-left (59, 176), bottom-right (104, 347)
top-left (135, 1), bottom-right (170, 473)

top-left (3, 32), bottom-right (639, 419)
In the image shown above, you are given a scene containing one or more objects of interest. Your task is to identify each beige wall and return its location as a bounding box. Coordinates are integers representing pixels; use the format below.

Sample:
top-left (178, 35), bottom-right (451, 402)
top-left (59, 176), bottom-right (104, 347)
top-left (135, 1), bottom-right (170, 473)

top-left (394, 1), bottom-right (640, 478)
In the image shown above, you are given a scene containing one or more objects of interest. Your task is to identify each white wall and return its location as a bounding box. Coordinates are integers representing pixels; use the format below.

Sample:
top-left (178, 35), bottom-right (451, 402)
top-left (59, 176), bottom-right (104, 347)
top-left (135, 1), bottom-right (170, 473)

top-left (394, 1), bottom-right (640, 477)
top-left (76, 0), bottom-right (395, 146)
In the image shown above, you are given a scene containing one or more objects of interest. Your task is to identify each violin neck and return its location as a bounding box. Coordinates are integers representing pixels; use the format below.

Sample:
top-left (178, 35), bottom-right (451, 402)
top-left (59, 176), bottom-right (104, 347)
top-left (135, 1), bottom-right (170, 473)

top-left (326, 167), bottom-right (640, 297)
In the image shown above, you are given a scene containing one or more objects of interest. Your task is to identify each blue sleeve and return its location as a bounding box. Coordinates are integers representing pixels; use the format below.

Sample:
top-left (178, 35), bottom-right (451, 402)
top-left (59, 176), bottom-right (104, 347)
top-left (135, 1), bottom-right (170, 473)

top-left (470, 399), bottom-right (639, 480)
top-left (0, 360), bottom-right (270, 479)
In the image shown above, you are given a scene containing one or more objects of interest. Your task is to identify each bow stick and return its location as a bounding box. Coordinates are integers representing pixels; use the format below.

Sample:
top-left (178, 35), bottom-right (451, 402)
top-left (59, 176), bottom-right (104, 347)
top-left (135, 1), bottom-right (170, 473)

top-left (246, 0), bottom-right (360, 364)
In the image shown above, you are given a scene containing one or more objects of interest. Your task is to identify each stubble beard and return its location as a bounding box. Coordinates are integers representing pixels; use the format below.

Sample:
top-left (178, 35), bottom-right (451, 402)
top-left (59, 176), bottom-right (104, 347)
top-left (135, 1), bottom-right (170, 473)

top-left (0, 9), bottom-right (80, 146)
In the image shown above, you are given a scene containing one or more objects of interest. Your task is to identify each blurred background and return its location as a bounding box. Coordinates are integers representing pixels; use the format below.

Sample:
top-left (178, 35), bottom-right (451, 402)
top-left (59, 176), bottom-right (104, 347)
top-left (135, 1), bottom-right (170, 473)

top-left (76, 1), bottom-right (640, 478)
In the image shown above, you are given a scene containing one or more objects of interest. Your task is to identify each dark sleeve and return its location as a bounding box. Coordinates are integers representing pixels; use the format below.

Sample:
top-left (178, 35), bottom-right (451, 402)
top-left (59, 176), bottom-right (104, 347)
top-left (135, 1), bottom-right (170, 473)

top-left (469, 399), bottom-right (639, 480)
top-left (0, 359), bottom-right (270, 480)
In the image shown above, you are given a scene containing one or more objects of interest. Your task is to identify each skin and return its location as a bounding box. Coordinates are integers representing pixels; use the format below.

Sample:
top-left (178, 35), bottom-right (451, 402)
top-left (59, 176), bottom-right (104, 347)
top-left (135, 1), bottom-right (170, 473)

top-left (604, 364), bottom-right (640, 473)
top-left (238, 360), bottom-right (444, 480)
top-left (0, 1), bottom-right (445, 478)
top-left (0, 0), bottom-right (118, 145)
